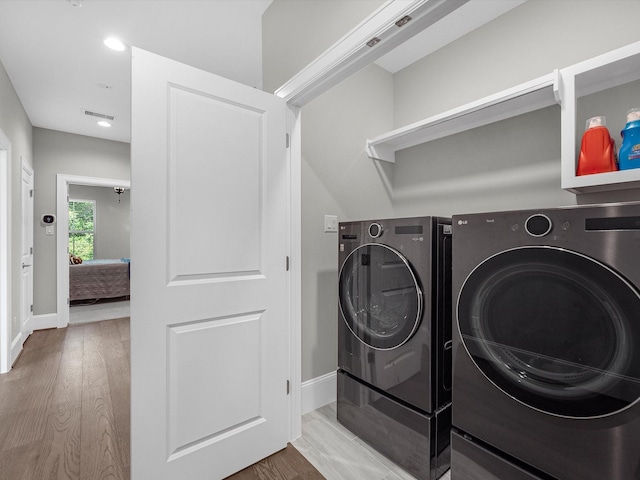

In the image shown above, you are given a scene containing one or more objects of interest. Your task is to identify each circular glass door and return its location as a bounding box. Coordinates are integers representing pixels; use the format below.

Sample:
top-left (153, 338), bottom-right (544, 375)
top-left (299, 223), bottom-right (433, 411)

top-left (457, 246), bottom-right (640, 418)
top-left (339, 243), bottom-right (422, 350)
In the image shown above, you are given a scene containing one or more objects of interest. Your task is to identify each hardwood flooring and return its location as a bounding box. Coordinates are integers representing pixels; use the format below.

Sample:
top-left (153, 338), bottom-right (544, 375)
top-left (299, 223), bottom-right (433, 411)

top-left (0, 318), bottom-right (130, 480)
top-left (227, 444), bottom-right (324, 480)
top-left (0, 318), bottom-right (324, 480)
top-left (3, 318), bottom-right (440, 480)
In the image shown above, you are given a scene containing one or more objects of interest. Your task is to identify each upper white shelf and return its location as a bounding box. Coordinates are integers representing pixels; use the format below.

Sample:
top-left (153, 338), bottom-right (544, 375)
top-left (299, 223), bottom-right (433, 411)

top-left (568, 41), bottom-right (640, 99)
top-left (366, 71), bottom-right (560, 163)
top-left (560, 40), bottom-right (640, 193)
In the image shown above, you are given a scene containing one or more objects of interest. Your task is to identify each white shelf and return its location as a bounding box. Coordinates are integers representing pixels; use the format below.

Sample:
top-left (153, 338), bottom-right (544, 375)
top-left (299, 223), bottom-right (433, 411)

top-left (560, 40), bottom-right (640, 193)
top-left (366, 39), bottom-right (640, 195)
top-left (366, 71), bottom-right (560, 163)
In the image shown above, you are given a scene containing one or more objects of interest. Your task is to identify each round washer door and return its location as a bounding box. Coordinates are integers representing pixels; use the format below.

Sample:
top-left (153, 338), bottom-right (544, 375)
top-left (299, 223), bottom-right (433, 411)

top-left (457, 246), bottom-right (640, 418)
top-left (339, 243), bottom-right (422, 350)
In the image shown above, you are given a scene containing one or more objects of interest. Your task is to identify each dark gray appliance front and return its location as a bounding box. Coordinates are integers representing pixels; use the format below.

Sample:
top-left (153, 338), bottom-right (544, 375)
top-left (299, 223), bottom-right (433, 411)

top-left (338, 216), bottom-right (452, 414)
top-left (451, 202), bottom-right (640, 480)
top-left (337, 216), bottom-right (452, 480)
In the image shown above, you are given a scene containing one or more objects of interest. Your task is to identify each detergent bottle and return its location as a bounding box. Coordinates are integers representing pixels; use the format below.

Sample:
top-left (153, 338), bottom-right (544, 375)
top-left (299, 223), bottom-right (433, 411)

top-left (618, 108), bottom-right (640, 170)
top-left (576, 116), bottom-right (617, 176)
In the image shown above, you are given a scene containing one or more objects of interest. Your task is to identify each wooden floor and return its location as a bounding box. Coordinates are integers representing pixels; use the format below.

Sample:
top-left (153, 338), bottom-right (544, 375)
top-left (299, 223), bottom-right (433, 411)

top-left (228, 444), bottom-right (324, 480)
top-left (0, 318), bottom-right (324, 480)
top-left (0, 317), bottom-right (130, 480)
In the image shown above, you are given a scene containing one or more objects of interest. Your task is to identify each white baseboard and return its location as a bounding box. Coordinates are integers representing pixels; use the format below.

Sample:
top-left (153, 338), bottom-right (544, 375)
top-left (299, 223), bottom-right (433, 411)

top-left (301, 370), bottom-right (337, 414)
top-left (10, 332), bottom-right (22, 366)
top-left (31, 313), bottom-right (58, 331)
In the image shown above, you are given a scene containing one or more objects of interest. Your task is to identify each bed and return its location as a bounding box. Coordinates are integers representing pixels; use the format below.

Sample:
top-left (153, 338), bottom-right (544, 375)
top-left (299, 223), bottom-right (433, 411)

top-left (69, 258), bottom-right (130, 302)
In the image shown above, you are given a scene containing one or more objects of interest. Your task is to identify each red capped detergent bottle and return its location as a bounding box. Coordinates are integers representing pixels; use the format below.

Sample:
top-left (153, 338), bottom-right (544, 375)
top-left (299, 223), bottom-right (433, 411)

top-left (576, 116), bottom-right (617, 176)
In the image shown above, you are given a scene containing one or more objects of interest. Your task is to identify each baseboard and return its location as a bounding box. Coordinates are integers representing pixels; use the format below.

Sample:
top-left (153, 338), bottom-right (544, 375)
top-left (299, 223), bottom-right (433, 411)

top-left (10, 332), bottom-right (22, 366)
top-left (31, 313), bottom-right (58, 331)
top-left (301, 370), bottom-right (337, 414)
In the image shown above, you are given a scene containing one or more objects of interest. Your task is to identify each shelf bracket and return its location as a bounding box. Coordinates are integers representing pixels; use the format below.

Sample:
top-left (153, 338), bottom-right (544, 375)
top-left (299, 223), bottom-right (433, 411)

top-left (366, 140), bottom-right (395, 163)
top-left (552, 69), bottom-right (562, 104)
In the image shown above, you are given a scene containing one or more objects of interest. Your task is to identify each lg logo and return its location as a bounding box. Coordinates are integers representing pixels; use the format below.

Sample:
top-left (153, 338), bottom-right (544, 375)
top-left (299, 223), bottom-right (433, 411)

top-left (457, 219), bottom-right (468, 225)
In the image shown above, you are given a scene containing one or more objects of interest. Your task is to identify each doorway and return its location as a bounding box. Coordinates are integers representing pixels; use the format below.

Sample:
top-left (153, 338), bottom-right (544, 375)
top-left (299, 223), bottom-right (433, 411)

top-left (56, 175), bottom-right (131, 328)
top-left (67, 184), bottom-right (131, 325)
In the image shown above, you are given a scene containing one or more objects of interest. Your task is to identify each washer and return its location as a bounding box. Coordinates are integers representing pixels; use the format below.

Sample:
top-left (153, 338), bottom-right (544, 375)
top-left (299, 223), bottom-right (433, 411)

top-left (451, 202), bottom-right (640, 480)
top-left (337, 216), bottom-right (452, 479)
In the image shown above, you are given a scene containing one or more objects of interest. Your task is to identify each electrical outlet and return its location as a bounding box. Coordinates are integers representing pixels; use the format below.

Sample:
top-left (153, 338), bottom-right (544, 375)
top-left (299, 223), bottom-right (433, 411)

top-left (324, 215), bottom-right (338, 233)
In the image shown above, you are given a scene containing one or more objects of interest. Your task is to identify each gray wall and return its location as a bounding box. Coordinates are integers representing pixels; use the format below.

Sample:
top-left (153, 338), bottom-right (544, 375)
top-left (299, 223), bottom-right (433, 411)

top-left (0, 58), bottom-right (33, 346)
top-left (263, 0), bottom-right (392, 381)
top-left (264, 0), bottom-right (640, 383)
top-left (33, 128), bottom-right (130, 315)
top-left (299, 64), bottom-right (394, 380)
top-left (262, 0), bottom-right (385, 94)
top-left (391, 0), bottom-right (640, 218)
top-left (68, 185), bottom-right (130, 260)
top-left (394, 1), bottom-right (640, 129)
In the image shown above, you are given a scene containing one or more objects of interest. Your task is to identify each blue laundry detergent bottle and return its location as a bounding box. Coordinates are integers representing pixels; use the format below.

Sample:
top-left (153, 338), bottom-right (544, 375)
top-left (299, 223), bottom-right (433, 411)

top-left (619, 108), bottom-right (640, 170)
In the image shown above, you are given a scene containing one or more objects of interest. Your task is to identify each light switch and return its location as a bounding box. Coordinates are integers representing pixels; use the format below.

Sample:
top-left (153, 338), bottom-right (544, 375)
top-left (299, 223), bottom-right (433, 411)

top-left (324, 215), bottom-right (338, 233)
top-left (45, 225), bottom-right (54, 235)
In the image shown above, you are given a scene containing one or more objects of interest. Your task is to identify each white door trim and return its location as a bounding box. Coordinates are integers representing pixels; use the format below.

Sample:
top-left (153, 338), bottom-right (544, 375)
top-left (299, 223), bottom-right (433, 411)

top-left (287, 105), bottom-right (302, 440)
top-left (55, 174), bottom-right (130, 329)
top-left (279, 0), bottom-right (457, 440)
top-left (276, 0), bottom-right (464, 107)
top-left (0, 128), bottom-right (11, 373)
top-left (20, 157), bottom-right (34, 340)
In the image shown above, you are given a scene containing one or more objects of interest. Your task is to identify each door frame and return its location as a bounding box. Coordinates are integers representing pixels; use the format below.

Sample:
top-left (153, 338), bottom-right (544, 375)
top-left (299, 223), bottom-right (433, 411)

top-left (278, 0), bottom-right (442, 440)
top-left (55, 174), bottom-right (130, 329)
top-left (0, 128), bottom-right (11, 373)
top-left (20, 157), bottom-right (34, 340)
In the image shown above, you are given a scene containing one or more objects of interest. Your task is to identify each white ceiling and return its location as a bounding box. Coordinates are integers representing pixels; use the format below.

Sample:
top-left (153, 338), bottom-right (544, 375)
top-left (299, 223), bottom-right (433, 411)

top-left (0, 0), bottom-right (525, 145)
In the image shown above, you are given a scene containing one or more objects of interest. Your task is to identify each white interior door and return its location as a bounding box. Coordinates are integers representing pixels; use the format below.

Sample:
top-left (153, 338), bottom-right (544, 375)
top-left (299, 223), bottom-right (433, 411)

top-left (131, 48), bottom-right (290, 479)
top-left (20, 158), bottom-right (33, 338)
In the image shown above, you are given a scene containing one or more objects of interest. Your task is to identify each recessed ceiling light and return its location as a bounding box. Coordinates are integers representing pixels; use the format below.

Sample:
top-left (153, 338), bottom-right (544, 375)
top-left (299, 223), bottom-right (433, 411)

top-left (97, 121), bottom-right (112, 128)
top-left (104, 37), bottom-right (126, 52)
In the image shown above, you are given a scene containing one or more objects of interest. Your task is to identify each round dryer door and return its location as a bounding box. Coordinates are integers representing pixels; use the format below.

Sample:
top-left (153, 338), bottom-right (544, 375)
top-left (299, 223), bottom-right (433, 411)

top-left (339, 243), bottom-right (422, 350)
top-left (457, 246), bottom-right (640, 418)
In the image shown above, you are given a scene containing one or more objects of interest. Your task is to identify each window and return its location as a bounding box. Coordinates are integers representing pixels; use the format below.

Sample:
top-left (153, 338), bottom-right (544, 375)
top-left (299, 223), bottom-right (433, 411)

top-left (69, 199), bottom-right (95, 260)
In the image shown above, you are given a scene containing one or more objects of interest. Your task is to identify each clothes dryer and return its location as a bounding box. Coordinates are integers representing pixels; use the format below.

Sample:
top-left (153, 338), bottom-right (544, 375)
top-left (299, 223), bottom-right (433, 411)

top-left (451, 202), bottom-right (640, 480)
top-left (337, 216), bottom-right (452, 479)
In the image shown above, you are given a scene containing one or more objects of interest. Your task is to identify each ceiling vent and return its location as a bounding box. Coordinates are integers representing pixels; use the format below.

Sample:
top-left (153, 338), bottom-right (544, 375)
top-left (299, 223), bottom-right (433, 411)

top-left (83, 109), bottom-right (115, 121)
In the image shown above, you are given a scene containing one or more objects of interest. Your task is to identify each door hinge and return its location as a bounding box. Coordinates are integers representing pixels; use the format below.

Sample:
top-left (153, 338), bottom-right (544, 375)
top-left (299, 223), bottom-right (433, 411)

top-left (30, 247), bottom-right (33, 255)
top-left (30, 189), bottom-right (33, 197)
top-left (286, 133), bottom-right (290, 148)
top-left (67, 298), bottom-right (70, 305)
top-left (30, 304), bottom-right (33, 313)
top-left (286, 256), bottom-right (290, 271)
top-left (286, 380), bottom-right (290, 395)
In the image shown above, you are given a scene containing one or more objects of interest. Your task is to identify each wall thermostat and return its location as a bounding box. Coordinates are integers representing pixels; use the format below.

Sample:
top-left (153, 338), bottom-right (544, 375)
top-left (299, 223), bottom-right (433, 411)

top-left (42, 214), bottom-right (56, 225)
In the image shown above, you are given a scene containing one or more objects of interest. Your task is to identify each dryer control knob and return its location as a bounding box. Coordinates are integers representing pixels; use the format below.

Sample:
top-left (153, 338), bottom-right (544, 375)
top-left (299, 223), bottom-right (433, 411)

top-left (369, 223), bottom-right (383, 238)
top-left (525, 214), bottom-right (552, 237)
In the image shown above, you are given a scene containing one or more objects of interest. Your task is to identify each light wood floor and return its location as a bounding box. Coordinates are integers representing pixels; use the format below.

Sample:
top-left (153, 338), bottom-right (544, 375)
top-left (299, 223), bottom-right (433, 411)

top-left (294, 403), bottom-right (451, 480)
top-left (0, 317), bottom-right (130, 480)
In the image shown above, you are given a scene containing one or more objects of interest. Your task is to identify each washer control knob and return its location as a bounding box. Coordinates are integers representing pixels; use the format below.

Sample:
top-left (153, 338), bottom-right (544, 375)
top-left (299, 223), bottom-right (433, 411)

top-left (525, 214), bottom-right (552, 237)
top-left (369, 222), bottom-right (383, 238)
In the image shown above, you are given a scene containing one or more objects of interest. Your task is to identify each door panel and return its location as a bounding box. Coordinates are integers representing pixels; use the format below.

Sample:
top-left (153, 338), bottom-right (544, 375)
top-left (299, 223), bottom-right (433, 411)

top-left (131, 48), bottom-right (289, 479)
top-left (167, 313), bottom-right (262, 457)
top-left (168, 86), bottom-right (262, 278)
